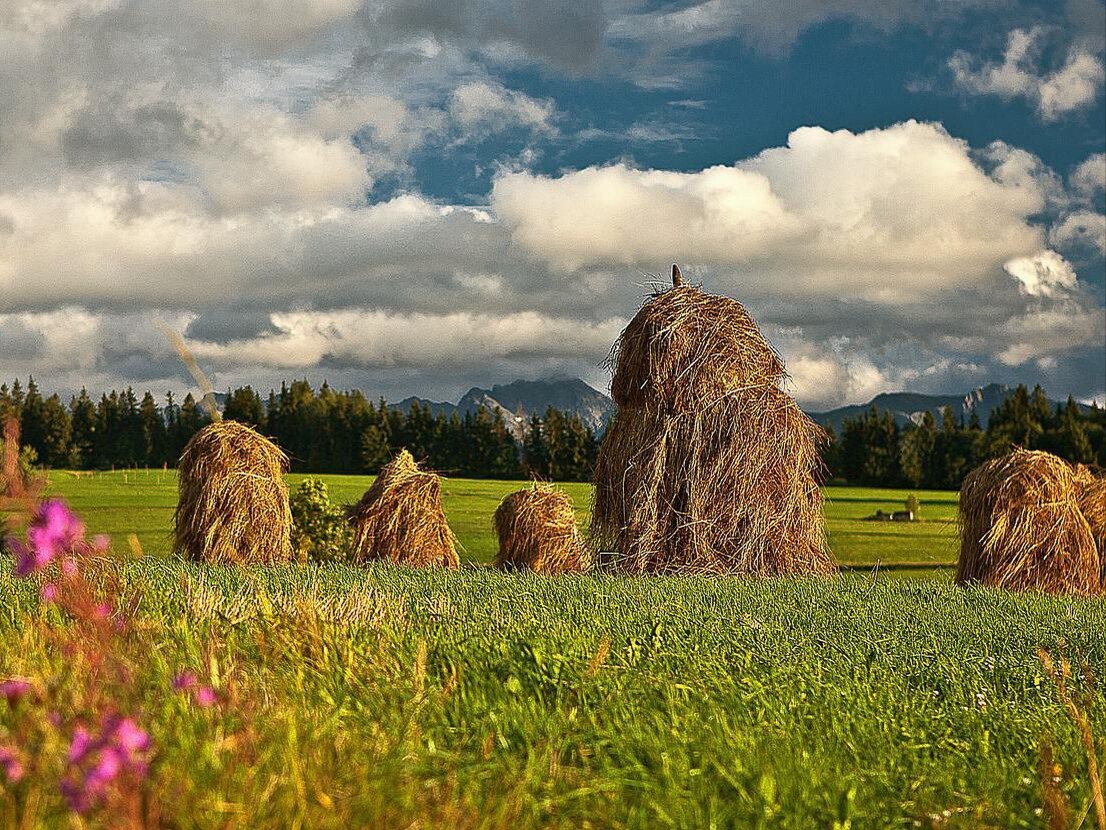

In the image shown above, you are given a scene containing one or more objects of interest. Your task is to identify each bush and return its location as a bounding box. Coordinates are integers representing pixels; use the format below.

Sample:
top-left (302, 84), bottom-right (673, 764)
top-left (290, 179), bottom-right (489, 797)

top-left (290, 478), bottom-right (353, 562)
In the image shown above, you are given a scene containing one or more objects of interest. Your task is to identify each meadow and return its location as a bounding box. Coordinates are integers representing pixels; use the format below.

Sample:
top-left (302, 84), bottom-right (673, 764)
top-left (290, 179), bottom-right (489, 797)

top-left (1, 473), bottom-right (1103, 827)
top-left (41, 470), bottom-right (960, 571)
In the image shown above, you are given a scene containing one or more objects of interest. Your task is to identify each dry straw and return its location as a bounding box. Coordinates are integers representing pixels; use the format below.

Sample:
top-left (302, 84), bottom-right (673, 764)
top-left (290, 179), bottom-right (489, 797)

top-left (592, 265), bottom-right (835, 576)
top-left (347, 449), bottom-right (459, 568)
top-left (173, 420), bottom-right (293, 564)
top-left (1074, 463), bottom-right (1106, 583)
top-left (494, 482), bottom-right (589, 574)
top-left (956, 448), bottom-right (1102, 596)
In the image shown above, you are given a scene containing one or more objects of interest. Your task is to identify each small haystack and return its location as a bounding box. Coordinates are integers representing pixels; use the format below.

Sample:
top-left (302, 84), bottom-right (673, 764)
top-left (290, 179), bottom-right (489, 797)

top-left (591, 265), bottom-right (835, 576)
top-left (174, 420), bottom-right (292, 563)
top-left (956, 449), bottom-right (1102, 596)
top-left (494, 483), bottom-right (589, 574)
top-left (347, 449), bottom-right (459, 568)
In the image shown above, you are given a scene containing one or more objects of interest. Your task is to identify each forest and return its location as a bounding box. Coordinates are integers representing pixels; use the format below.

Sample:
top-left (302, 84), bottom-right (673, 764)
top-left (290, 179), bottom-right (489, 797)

top-left (2, 378), bottom-right (1102, 487)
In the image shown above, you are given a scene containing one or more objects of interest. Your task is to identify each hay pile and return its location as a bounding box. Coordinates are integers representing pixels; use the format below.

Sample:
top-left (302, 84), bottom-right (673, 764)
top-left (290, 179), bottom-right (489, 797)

top-left (347, 449), bottom-right (459, 568)
top-left (591, 266), bottom-right (834, 576)
top-left (173, 420), bottom-right (292, 563)
top-left (494, 483), bottom-right (589, 574)
top-left (956, 449), bottom-right (1102, 596)
top-left (1074, 463), bottom-right (1106, 580)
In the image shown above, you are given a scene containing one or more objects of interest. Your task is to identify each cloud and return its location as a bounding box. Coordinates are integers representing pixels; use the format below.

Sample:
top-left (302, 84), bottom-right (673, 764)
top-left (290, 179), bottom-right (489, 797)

top-left (493, 121), bottom-right (1048, 298)
top-left (1003, 250), bottom-right (1079, 297)
top-left (1050, 210), bottom-right (1106, 257)
top-left (448, 81), bottom-right (557, 137)
top-left (948, 27), bottom-right (1105, 120)
top-left (1071, 152), bottom-right (1106, 196)
top-left (0, 3), bottom-right (1101, 408)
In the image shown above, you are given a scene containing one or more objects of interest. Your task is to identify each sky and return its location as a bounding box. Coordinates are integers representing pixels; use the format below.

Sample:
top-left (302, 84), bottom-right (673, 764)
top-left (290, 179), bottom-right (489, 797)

top-left (0, 0), bottom-right (1104, 410)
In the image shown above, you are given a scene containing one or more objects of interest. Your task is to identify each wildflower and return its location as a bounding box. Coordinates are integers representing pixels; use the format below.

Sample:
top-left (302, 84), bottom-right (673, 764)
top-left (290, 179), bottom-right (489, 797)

top-left (0, 746), bottom-right (23, 783)
top-left (171, 673), bottom-right (197, 691)
top-left (172, 673), bottom-right (218, 707)
top-left (12, 500), bottom-right (85, 577)
top-left (0, 679), bottom-right (35, 703)
top-left (61, 717), bottom-right (150, 814)
top-left (40, 583), bottom-right (58, 603)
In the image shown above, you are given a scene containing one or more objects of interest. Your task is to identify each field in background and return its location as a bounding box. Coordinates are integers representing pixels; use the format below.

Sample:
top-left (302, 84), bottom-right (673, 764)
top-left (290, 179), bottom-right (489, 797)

top-left (40, 471), bottom-right (959, 570)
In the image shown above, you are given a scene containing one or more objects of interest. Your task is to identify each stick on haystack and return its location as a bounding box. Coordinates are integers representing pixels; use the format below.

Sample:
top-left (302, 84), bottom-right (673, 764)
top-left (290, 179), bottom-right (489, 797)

top-left (173, 420), bottom-right (293, 563)
top-left (591, 265), bottom-right (835, 576)
top-left (494, 482), bottom-right (589, 574)
top-left (347, 449), bottom-right (459, 568)
top-left (957, 448), bottom-right (1102, 596)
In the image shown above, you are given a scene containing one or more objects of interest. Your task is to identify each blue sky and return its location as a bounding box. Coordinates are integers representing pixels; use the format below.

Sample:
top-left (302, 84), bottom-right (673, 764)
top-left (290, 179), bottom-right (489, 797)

top-left (0, 0), bottom-right (1103, 408)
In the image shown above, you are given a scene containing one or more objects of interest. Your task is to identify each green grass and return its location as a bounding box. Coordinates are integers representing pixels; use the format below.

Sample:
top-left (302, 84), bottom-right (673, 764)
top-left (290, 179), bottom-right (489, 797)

top-left (3, 475), bottom-right (1103, 826)
top-left (41, 471), bottom-right (959, 571)
top-left (0, 562), bottom-right (1101, 827)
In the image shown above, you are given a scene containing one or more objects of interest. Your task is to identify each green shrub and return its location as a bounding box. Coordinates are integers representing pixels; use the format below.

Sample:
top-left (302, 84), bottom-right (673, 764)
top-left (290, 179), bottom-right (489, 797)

top-left (290, 478), bottom-right (353, 562)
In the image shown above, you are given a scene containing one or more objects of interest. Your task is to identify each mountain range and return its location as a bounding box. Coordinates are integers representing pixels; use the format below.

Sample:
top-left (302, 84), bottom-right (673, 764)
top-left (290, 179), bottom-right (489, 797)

top-left (393, 379), bottom-right (1091, 437)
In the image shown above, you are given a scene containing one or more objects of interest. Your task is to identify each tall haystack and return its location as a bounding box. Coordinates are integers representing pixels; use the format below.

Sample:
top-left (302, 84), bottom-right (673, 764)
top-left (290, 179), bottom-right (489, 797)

top-left (347, 449), bottom-right (459, 568)
top-left (591, 265), bottom-right (835, 576)
top-left (956, 449), bottom-right (1102, 596)
top-left (174, 420), bottom-right (292, 563)
top-left (494, 483), bottom-right (589, 574)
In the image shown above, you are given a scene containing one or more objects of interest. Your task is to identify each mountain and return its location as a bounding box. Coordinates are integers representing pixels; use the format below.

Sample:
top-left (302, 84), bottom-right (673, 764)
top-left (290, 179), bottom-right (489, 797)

top-left (808, 383), bottom-right (1089, 433)
top-left (392, 377), bottom-right (615, 437)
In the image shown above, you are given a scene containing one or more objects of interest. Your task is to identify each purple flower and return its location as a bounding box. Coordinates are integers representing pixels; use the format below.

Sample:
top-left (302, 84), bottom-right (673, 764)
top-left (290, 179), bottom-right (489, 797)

top-left (172, 673), bottom-right (218, 707)
top-left (13, 500), bottom-right (84, 577)
top-left (171, 672), bottom-right (197, 691)
top-left (0, 678), bottom-right (35, 703)
top-left (62, 716), bottom-right (150, 813)
top-left (40, 583), bottom-right (58, 603)
top-left (0, 746), bottom-right (23, 783)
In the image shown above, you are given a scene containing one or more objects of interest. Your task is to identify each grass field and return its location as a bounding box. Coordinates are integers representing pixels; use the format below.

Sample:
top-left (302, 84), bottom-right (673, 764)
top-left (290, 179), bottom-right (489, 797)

top-left (0, 562), bottom-right (1102, 827)
top-left (40, 470), bottom-right (960, 571)
top-left (4, 474), bottom-right (1103, 827)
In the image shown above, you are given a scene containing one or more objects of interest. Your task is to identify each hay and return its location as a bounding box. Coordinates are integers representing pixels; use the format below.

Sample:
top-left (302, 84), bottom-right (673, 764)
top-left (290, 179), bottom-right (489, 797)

top-left (347, 449), bottom-right (459, 568)
top-left (173, 420), bottom-right (292, 564)
top-left (494, 483), bottom-right (589, 574)
top-left (956, 449), bottom-right (1102, 596)
top-left (1074, 463), bottom-right (1106, 582)
top-left (592, 268), bottom-right (835, 576)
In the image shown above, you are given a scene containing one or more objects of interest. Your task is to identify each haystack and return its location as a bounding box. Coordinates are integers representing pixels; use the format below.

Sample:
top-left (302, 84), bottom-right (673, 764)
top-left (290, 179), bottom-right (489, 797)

top-left (591, 265), bottom-right (835, 576)
top-left (347, 449), bottom-right (459, 568)
top-left (173, 420), bottom-right (292, 563)
top-left (494, 483), bottom-right (589, 574)
top-left (956, 449), bottom-right (1102, 596)
top-left (1074, 463), bottom-right (1106, 581)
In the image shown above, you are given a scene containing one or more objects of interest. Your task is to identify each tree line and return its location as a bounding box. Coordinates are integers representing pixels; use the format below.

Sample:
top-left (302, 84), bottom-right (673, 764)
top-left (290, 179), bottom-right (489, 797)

top-left (823, 384), bottom-right (1106, 489)
top-left (0, 378), bottom-right (599, 482)
top-left (4, 376), bottom-right (1102, 489)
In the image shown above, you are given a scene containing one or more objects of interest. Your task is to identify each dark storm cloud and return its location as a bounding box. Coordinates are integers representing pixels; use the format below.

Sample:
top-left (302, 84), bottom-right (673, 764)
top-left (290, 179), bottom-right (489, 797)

top-left (376, 0), bottom-right (608, 71)
top-left (185, 310), bottom-right (282, 343)
top-left (62, 101), bottom-right (211, 168)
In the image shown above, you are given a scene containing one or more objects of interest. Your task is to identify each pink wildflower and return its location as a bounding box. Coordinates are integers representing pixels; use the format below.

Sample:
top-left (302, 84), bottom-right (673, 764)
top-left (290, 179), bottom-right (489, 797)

top-left (0, 746), bottom-right (23, 783)
top-left (61, 717), bottom-right (150, 813)
top-left (170, 673), bottom-right (197, 691)
top-left (0, 679), bottom-right (35, 704)
top-left (172, 673), bottom-right (218, 706)
top-left (40, 583), bottom-right (58, 602)
top-left (12, 500), bottom-right (84, 577)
